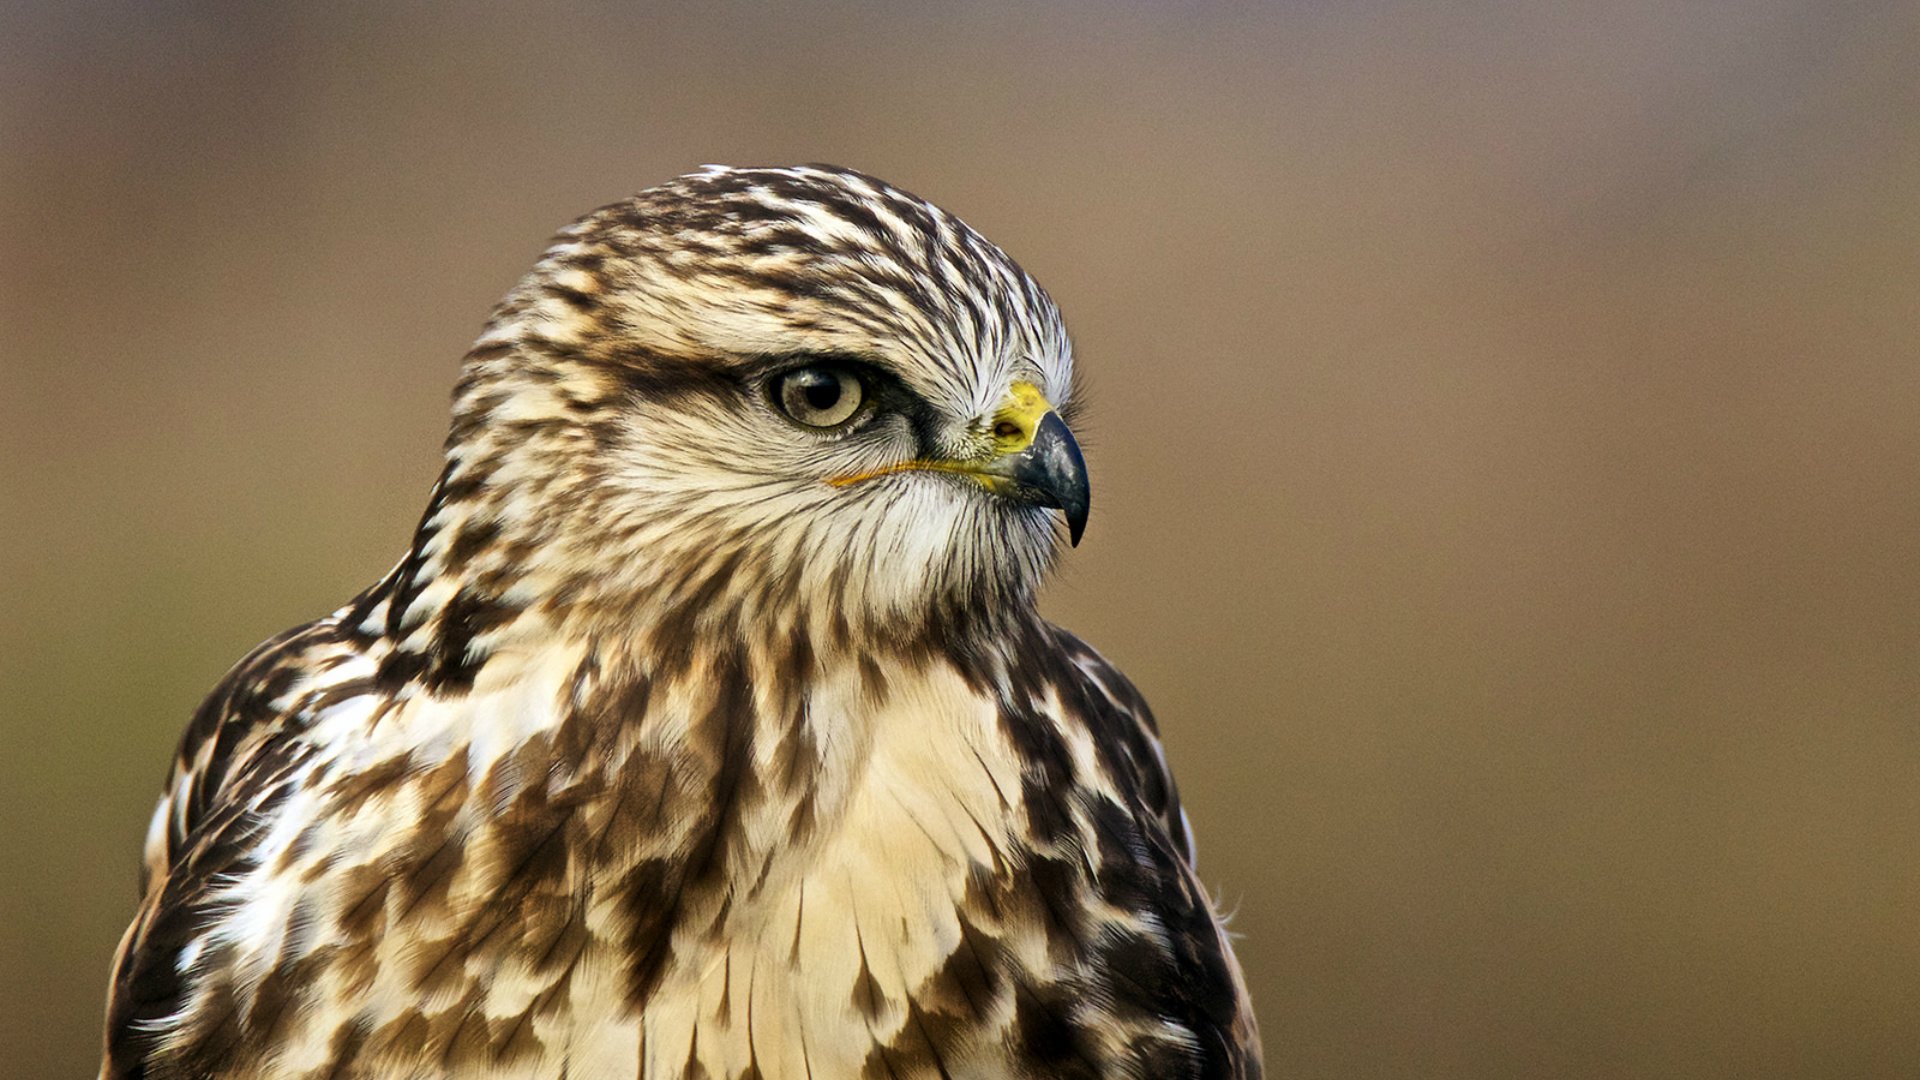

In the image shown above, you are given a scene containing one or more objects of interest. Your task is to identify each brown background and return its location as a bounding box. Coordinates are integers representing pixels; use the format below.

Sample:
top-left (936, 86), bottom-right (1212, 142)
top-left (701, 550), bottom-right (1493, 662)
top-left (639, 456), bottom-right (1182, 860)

top-left (5, 3), bottom-right (1918, 1076)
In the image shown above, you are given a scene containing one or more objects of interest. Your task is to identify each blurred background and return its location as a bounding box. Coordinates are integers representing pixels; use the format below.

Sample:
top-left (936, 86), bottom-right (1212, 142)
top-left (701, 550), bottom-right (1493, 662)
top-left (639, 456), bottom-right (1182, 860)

top-left (4, 2), bottom-right (1917, 1076)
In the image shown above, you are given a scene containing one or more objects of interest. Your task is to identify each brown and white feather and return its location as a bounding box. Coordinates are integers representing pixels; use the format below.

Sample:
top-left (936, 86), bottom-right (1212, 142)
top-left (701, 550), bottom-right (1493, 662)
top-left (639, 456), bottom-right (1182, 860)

top-left (103, 165), bottom-right (1260, 1080)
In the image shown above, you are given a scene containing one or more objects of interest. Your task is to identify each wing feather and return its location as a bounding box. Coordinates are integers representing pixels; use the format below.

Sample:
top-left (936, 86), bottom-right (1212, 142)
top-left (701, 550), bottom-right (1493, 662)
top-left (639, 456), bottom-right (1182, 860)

top-left (1045, 624), bottom-right (1265, 1079)
top-left (101, 615), bottom-right (352, 1079)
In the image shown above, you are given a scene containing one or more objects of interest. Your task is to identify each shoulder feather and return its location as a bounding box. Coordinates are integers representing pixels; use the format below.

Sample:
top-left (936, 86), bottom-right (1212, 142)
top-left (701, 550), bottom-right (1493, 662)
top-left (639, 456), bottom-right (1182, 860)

top-left (102, 613), bottom-right (361, 1078)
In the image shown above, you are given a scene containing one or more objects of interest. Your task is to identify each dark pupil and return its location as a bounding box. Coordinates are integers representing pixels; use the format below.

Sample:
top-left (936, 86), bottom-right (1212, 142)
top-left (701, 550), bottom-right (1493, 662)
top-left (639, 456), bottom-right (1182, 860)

top-left (800, 374), bottom-right (841, 412)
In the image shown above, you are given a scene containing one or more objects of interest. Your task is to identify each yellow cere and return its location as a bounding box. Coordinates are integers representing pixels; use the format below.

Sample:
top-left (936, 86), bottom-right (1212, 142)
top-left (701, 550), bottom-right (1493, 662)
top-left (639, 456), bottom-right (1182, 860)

top-left (989, 381), bottom-right (1050, 455)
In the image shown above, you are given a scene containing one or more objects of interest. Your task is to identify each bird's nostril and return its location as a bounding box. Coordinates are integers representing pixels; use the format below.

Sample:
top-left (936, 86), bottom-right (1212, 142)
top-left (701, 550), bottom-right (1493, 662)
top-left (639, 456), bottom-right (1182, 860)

top-left (993, 420), bottom-right (1022, 438)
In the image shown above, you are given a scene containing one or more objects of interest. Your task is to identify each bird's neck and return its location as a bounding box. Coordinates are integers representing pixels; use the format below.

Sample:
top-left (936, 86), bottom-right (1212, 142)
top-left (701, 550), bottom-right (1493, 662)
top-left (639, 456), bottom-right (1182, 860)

top-left (349, 457), bottom-right (1049, 700)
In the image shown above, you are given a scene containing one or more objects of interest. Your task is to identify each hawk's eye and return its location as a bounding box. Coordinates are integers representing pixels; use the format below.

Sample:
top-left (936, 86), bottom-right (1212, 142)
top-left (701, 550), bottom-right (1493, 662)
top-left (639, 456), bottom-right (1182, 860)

top-left (774, 365), bottom-right (865, 429)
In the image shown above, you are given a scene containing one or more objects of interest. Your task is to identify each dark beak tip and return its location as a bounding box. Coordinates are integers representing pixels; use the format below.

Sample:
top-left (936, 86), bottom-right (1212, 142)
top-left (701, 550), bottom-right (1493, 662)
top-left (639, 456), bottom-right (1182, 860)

top-left (1024, 411), bottom-right (1090, 549)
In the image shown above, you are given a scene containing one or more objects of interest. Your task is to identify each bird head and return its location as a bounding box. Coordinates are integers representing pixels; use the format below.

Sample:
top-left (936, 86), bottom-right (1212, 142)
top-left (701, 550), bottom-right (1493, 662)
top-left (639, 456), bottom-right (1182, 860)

top-left (428, 166), bottom-right (1087, 650)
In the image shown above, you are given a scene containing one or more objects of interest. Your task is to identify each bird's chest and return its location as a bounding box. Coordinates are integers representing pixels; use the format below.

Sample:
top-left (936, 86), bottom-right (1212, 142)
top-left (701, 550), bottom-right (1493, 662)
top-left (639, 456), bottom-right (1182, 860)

top-left (552, 662), bottom-right (1047, 1080)
top-left (235, 658), bottom-right (1081, 1080)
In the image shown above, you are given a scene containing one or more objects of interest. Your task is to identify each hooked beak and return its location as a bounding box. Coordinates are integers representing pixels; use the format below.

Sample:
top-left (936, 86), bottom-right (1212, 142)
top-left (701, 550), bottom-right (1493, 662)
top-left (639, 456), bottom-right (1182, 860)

top-left (828, 381), bottom-right (1092, 546)
top-left (977, 408), bottom-right (1091, 546)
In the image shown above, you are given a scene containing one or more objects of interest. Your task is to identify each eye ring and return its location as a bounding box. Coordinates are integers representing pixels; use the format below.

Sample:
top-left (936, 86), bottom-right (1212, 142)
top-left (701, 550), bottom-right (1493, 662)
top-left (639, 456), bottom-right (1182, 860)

top-left (773, 364), bottom-right (866, 429)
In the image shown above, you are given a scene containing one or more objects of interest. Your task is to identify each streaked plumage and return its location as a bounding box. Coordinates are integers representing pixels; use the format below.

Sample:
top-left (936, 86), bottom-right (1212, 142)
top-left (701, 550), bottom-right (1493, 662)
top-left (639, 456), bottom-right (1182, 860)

top-left (102, 165), bottom-right (1261, 1079)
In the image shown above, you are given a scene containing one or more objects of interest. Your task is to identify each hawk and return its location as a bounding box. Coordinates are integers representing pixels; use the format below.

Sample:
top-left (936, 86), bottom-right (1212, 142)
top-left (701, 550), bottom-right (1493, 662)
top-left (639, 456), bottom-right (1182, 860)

top-left (102, 165), bottom-right (1262, 1079)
